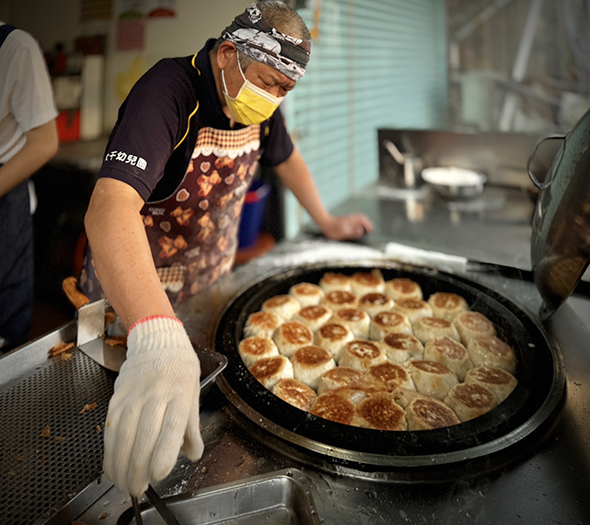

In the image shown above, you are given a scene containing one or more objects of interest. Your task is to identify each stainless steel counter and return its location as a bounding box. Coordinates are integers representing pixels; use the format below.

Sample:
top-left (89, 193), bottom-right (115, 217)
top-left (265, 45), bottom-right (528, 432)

top-left (3, 182), bottom-right (590, 524)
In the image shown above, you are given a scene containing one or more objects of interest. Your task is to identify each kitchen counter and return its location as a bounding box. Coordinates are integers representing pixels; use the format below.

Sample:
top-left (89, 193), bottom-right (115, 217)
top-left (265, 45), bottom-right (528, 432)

top-left (2, 181), bottom-right (590, 524)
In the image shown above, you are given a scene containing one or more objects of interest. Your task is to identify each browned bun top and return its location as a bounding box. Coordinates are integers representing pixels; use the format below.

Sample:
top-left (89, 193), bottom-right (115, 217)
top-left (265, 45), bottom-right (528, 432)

top-left (352, 271), bottom-right (382, 287)
top-left (383, 332), bottom-right (420, 350)
top-left (263, 295), bottom-right (294, 308)
top-left (411, 359), bottom-right (454, 375)
top-left (430, 336), bottom-right (468, 360)
top-left (357, 396), bottom-right (405, 430)
top-left (430, 292), bottom-right (464, 309)
top-left (474, 336), bottom-right (512, 357)
top-left (322, 366), bottom-right (364, 386)
top-left (249, 356), bottom-right (286, 381)
top-left (458, 311), bottom-right (494, 332)
top-left (240, 337), bottom-right (274, 356)
top-left (336, 307), bottom-right (367, 322)
top-left (360, 292), bottom-right (390, 306)
top-left (410, 398), bottom-right (460, 428)
top-left (317, 322), bottom-right (350, 341)
top-left (388, 278), bottom-right (420, 294)
top-left (367, 362), bottom-right (411, 391)
top-left (273, 378), bottom-right (317, 411)
top-left (325, 290), bottom-right (357, 306)
top-left (246, 311), bottom-right (281, 330)
top-left (291, 283), bottom-right (321, 296)
top-left (310, 392), bottom-right (356, 425)
top-left (396, 298), bottom-right (429, 310)
top-left (346, 340), bottom-right (382, 359)
top-left (298, 305), bottom-right (330, 321)
top-left (279, 321), bottom-right (313, 345)
top-left (374, 311), bottom-right (406, 327)
top-left (449, 383), bottom-right (497, 409)
top-left (420, 317), bottom-right (452, 329)
top-left (469, 365), bottom-right (514, 385)
top-left (292, 345), bottom-right (332, 367)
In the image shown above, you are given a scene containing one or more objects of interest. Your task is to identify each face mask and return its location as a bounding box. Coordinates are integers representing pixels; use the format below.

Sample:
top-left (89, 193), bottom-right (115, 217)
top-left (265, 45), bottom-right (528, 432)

top-left (222, 54), bottom-right (283, 125)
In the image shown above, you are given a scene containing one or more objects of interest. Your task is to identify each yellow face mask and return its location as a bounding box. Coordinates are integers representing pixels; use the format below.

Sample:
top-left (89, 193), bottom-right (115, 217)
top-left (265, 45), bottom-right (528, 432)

top-left (222, 55), bottom-right (283, 126)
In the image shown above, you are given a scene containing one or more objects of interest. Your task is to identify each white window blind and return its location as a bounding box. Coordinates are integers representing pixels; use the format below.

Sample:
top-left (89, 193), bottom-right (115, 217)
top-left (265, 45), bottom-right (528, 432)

top-left (283, 0), bottom-right (448, 237)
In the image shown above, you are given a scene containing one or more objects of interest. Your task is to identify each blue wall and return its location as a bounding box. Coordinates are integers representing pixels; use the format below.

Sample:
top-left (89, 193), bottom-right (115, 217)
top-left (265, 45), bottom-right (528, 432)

top-left (282, 0), bottom-right (448, 237)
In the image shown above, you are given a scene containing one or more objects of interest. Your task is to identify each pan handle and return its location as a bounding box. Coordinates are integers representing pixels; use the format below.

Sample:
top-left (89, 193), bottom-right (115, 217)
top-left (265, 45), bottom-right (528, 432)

top-left (527, 134), bottom-right (565, 190)
top-left (62, 276), bottom-right (90, 310)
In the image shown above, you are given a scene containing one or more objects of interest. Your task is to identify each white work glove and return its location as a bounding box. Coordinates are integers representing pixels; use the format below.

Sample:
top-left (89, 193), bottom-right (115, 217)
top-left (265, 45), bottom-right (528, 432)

top-left (103, 316), bottom-right (204, 497)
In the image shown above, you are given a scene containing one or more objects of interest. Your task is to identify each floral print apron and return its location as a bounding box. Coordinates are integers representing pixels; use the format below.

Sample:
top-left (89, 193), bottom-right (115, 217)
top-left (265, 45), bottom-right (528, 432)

top-left (81, 124), bottom-right (260, 306)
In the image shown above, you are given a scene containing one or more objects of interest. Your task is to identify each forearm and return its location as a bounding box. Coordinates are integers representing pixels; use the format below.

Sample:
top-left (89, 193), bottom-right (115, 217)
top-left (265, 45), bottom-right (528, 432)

top-left (273, 147), bottom-right (332, 229)
top-left (0, 120), bottom-right (59, 198)
top-left (84, 178), bottom-right (175, 330)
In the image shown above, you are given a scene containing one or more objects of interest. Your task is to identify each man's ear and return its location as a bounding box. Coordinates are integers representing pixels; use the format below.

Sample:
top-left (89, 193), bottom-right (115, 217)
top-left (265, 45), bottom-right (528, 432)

top-left (216, 41), bottom-right (236, 69)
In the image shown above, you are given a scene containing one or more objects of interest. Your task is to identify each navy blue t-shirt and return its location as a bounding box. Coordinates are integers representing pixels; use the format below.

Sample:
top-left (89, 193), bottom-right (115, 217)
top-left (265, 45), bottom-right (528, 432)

top-left (98, 38), bottom-right (294, 203)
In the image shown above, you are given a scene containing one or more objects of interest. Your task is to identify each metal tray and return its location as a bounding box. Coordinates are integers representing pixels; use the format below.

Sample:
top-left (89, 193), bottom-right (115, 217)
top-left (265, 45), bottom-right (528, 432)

top-left (117, 468), bottom-right (320, 525)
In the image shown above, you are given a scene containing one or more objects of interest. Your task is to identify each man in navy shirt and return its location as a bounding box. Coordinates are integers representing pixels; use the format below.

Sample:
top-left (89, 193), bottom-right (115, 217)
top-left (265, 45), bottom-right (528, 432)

top-left (84, 1), bottom-right (373, 497)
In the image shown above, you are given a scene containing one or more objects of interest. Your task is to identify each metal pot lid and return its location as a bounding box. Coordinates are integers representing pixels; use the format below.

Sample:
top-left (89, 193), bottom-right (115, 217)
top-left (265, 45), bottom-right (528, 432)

top-left (529, 105), bottom-right (590, 320)
top-left (214, 262), bottom-right (565, 477)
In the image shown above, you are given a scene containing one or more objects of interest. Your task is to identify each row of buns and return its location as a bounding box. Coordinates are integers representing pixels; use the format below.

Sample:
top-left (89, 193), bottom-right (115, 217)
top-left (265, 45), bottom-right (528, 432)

top-left (239, 270), bottom-right (519, 431)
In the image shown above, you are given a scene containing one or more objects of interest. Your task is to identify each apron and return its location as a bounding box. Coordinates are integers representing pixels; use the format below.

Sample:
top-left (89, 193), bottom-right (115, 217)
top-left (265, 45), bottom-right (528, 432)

top-left (81, 124), bottom-right (260, 306)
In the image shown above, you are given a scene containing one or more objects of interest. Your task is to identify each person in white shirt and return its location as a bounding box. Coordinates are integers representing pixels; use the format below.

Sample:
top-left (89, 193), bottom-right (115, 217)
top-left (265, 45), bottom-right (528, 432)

top-left (0, 23), bottom-right (59, 351)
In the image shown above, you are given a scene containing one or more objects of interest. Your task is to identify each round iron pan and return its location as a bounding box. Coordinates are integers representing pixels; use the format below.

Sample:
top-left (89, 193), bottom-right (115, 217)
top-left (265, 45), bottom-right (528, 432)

top-left (215, 261), bottom-right (565, 468)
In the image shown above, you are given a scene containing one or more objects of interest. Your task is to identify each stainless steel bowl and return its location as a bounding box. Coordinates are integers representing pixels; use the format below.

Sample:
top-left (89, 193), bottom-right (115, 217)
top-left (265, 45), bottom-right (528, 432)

top-left (421, 167), bottom-right (487, 199)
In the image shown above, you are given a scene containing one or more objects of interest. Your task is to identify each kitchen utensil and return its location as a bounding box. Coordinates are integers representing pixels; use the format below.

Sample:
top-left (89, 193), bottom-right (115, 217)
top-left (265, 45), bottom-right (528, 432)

top-left (421, 166), bottom-right (487, 199)
top-left (62, 276), bottom-right (127, 372)
top-left (529, 105), bottom-right (590, 320)
top-left (383, 139), bottom-right (422, 188)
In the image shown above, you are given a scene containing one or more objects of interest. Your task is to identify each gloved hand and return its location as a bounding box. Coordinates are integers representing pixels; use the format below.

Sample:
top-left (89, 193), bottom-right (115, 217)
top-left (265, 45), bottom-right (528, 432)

top-left (103, 316), bottom-right (204, 497)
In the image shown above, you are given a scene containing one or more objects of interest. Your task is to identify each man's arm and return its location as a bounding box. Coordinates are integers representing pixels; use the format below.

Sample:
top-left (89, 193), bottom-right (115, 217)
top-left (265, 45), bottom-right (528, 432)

top-left (84, 177), bottom-right (175, 329)
top-left (273, 146), bottom-right (374, 240)
top-left (0, 120), bottom-right (59, 198)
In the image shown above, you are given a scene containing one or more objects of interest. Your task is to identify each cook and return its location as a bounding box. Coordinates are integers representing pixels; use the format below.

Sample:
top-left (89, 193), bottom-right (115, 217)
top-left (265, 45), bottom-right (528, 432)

top-left (80, 1), bottom-right (373, 497)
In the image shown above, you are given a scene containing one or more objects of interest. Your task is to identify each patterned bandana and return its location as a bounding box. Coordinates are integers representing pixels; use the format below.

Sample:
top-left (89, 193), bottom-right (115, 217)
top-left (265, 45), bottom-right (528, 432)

top-left (222, 4), bottom-right (311, 82)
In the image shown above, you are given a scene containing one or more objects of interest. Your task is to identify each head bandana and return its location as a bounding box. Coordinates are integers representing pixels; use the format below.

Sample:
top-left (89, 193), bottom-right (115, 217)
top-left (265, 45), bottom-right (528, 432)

top-left (222, 4), bottom-right (311, 82)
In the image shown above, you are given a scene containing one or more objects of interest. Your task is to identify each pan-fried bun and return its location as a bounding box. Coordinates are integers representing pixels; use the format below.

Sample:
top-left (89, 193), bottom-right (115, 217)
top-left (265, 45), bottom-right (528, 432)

top-left (317, 366), bottom-right (367, 394)
top-left (381, 332), bottom-right (424, 364)
top-left (272, 378), bottom-right (318, 411)
top-left (384, 278), bottom-right (423, 301)
top-left (464, 365), bottom-right (518, 402)
top-left (423, 336), bottom-right (473, 381)
top-left (261, 294), bottom-right (300, 321)
top-left (291, 345), bottom-right (336, 390)
top-left (453, 311), bottom-right (496, 345)
top-left (444, 383), bottom-right (498, 422)
top-left (393, 298), bottom-right (433, 324)
top-left (370, 311), bottom-right (412, 340)
top-left (427, 292), bottom-right (469, 322)
top-left (330, 307), bottom-right (370, 338)
top-left (249, 355), bottom-right (294, 390)
top-left (406, 397), bottom-right (461, 430)
top-left (294, 304), bottom-right (332, 331)
top-left (412, 316), bottom-right (460, 344)
top-left (310, 391), bottom-right (356, 425)
top-left (243, 311), bottom-right (282, 339)
top-left (319, 272), bottom-right (352, 293)
top-left (323, 290), bottom-right (358, 310)
top-left (289, 282), bottom-right (325, 307)
top-left (339, 339), bottom-right (388, 371)
top-left (466, 336), bottom-right (518, 375)
top-left (238, 336), bottom-right (280, 368)
top-left (273, 320), bottom-right (314, 357)
top-left (356, 393), bottom-right (407, 431)
top-left (365, 361), bottom-right (415, 392)
top-left (314, 322), bottom-right (355, 362)
top-left (350, 269), bottom-right (385, 296)
top-left (358, 292), bottom-right (394, 318)
top-left (408, 359), bottom-right (459, 400)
